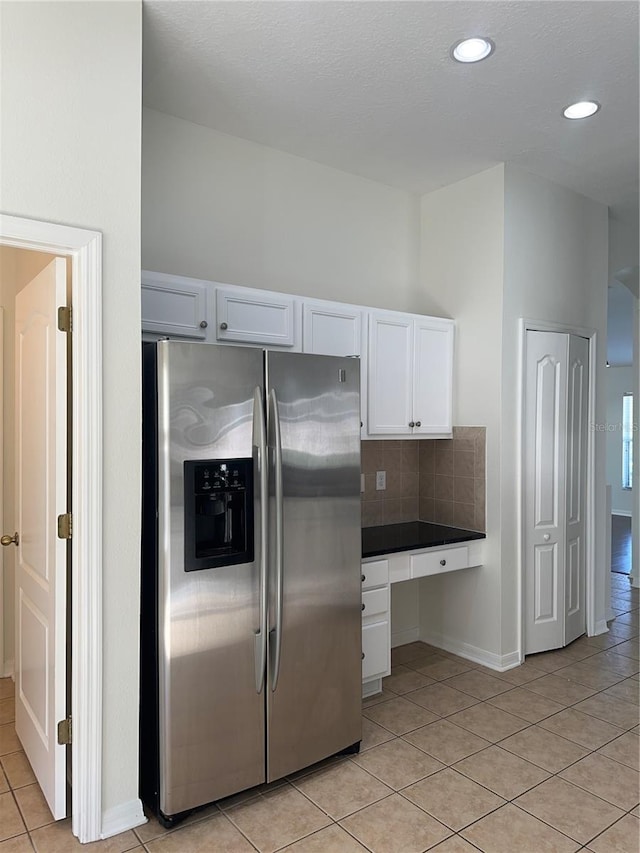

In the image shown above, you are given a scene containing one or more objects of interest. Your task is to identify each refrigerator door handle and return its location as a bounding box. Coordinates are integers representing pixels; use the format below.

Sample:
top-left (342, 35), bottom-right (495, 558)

top-left (269, 388), bottom-right (284, 692)
top-left (253, 386), bottom-right (268, 694)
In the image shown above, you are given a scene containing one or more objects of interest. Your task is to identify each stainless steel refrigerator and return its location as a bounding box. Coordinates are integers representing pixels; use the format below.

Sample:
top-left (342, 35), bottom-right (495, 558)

top-left (140, 341), bottom-right (362, 826)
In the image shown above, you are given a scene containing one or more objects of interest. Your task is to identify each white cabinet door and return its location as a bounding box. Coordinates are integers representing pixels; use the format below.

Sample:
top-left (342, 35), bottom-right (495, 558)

top-left (303, 301), bottom-right (367, 435)
top-left (141, 273), bottom-right (209, 339)
top-left (368, 313), bottom-right (413, 435)
top-left (412, 318), bottom-right (454, 436)
top-left (216, 287), bottom-right (297, 347)
top-left (303, 302), bottom-right (362, 356)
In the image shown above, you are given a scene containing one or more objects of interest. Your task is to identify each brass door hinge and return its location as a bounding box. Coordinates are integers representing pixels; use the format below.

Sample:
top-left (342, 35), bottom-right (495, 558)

top-left (57, 513), bottom-right (72, 540)
top-left (57, 306), bottom-right (72, 333)
top-left (57, 717), bottom-right (72, 745)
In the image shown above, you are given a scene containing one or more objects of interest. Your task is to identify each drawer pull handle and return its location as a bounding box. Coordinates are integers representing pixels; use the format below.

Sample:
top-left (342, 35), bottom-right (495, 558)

top-left (199, 320), bottom-right (208, 329)
top-left (362, 603), bottom-right (366, 611)
top-left (220, 321), bottom-right (228, 330)
top-left (409, 421), bottom-right (415, 428)
top-left (440, 559), bottom-right (446, 566)
top-left (415, 421), bottom-right (421, 427)
top-left (361, 652), bottom-right (365, 660)
top-left (361, 574), bottom-right (366, 583)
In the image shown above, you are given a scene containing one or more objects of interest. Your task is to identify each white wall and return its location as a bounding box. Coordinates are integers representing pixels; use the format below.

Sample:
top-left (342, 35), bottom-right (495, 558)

top-left (606, 366), bottom-right (634, 516)
top-left (0, 0), bottom-right (143, 829)
top-left (418, 165), bottom-right (609, 663)
top-left (0, 248), bottom-right (59, 673)
top-left (418, 166), bottom-right (505, 661)
top-left (502, 165), bottom-right (609, 638)
top-left (142, 109), bottom-right (422, 312)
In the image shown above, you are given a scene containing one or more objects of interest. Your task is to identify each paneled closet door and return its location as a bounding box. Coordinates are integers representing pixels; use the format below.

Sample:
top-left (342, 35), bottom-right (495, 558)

top-left (525, 331), bottom-right (568, 654)
top-left (564, 335), bottom-right (589, 645)
top-left (524, 331), bottom-right (588, 655)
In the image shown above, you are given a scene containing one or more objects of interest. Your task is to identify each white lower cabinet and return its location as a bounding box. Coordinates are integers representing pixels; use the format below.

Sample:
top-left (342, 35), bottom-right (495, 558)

top-left (362, 623), bottom-right (389, 681)
top-left (361, 559), bottom-right (390, 697)
top-left (362, 542), bottom-right (484, 697)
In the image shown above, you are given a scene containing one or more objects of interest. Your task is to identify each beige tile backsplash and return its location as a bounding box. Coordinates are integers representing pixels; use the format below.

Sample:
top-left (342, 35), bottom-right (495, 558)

top-left (361, 427), bottom-right (486, 532)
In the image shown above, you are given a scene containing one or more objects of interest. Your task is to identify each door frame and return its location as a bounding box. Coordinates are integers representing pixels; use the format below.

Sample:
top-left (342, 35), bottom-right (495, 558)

top-left (517, 318), bottom-right (599, 659)
top-left (0, 213), bottom-right (102, 842)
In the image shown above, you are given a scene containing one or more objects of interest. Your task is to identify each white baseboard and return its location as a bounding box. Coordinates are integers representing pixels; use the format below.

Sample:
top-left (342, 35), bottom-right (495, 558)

top-left (592, 619), bottom-right (610, 637)
top-left (391, 627), bottom-right (420, 648)
top-left (612, 510), bottom-right (632, 517)
top-left (101, 799), bottom-right (146, 840)
top-left (420, 630), bottom-right (521, 672)
top-left (2, 660), bottom-right (14, 679)
top-left (362, 678), bottom-right (383, 699)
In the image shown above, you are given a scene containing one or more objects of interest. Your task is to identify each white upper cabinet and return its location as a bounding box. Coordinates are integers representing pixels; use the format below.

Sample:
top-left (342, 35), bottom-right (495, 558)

top-left (302, 301), bottom-right (363, 357)
top-left (141, 271), bottom-right (210, 340)
top-left (302, 300), bottom-right (367, 435)
top-left (368, 314), bottom-right (413, 435)
top-left (413, 317), bottom-right (454, 436)
top-left (216, 287), bottom-right (299, 348)
top-left (141, 272), bottom-right (455, 439)
top-left (368, 311), bottom-right (454, 438)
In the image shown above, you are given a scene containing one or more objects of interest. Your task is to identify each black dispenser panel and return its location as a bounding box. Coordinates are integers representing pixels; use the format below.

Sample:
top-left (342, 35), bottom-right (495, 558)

top-left (184, 458), bottom-right (254, 571)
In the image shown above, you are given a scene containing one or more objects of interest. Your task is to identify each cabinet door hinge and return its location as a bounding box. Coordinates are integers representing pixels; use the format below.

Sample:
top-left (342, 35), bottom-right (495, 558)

top-left (57, 717), bottom-right (72, 745)
top-left (58, 306), bottom-right (72, 333)
top-left (57, 513), bottom-right (72, 540)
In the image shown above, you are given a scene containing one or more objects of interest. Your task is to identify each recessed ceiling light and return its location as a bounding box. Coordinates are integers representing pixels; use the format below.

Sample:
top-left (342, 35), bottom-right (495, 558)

top-left (563, 101), bottom-right (600, 120)
top-left (451, 37), bottom-right (495, 64)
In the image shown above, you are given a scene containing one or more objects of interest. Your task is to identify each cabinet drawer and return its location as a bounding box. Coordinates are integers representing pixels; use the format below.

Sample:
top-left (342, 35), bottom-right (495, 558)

top-left (362, 621), bottom-right (389, 681)
top-left (362, 587), bottom-right (388, 619)
top-left (361, 559), bottom-right (389, 590)
top-left (410, 546), bottom-right (469, 579)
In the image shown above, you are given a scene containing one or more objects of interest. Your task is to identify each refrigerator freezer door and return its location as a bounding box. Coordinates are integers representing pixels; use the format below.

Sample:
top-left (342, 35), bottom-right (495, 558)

top-left (156, 341), bottom-right (266, 817)
top-left (265, 351), bottom-right (362, 781)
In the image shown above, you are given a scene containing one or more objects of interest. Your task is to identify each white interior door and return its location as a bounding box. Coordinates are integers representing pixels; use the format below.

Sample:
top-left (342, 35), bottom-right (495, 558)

top-left (524, 330), bottom-right (588, 655)
top-left (565, 335), bottom-right (589, 644)
top-left (525, 331), bottom-right (567, 654)
top-left (13, 258), bottom-right (68, 819)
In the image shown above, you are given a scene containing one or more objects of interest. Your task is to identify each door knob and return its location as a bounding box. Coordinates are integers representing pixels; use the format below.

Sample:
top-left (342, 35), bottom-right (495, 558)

top-left (415, 421), bottom-right (421, 428)
top-left (409, 421), bottom-right (415, 428)
top-left (1, 532), bottom-right (19, 547)
top-left (543, 533), bottom-right (550, 541)
top-left (219, 322), bottom-right (228, 330)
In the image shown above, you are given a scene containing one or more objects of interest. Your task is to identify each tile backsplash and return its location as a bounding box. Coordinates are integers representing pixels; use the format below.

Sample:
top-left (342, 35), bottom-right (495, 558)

top-left (361, 427), bottom-right (486, 532)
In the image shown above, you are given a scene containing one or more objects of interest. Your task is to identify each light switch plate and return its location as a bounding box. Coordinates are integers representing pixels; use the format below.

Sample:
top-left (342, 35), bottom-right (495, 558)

top-left (376, 471), bottom-right (386, 491)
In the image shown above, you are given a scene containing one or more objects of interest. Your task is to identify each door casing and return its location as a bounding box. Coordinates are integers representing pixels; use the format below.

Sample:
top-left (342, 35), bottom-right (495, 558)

top-left (517, 318), bottom-right (600, 661)
top-left (0, 213), bottom-right (103, 843)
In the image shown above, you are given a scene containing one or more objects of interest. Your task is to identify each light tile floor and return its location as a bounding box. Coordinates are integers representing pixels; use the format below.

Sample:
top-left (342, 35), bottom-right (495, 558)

top-left (0, 573), bottom-right (638, 852)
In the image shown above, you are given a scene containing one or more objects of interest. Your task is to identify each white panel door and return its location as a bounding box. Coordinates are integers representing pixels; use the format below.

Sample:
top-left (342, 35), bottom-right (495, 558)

top-left (412, 318), bottom-right (454, 436)
top-left (565, 335), bottom-right (589, 644)
top-left (302, 301), bottom-right (367, 435)
top-left (368, 313), bottom-right (413, 434)
top-left (14, 258), bottom-right (68, 819)
top-left (524, 331), bottom-right (567, 654)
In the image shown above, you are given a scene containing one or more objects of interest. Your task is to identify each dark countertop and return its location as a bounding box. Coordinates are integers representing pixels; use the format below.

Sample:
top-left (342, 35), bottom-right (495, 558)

top-left (362, 521), bottom-right (486, 559)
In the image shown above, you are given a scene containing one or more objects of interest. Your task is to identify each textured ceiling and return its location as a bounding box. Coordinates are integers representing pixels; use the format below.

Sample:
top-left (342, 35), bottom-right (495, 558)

top-left (143, 0), bottom-right (639, 210)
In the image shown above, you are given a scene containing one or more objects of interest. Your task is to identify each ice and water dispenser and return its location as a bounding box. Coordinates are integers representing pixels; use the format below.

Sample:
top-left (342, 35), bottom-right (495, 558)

top-left (184, 458), bottom-right (254, 571)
